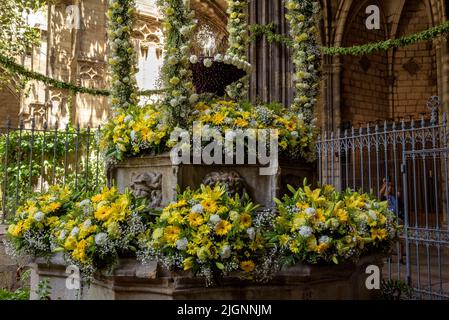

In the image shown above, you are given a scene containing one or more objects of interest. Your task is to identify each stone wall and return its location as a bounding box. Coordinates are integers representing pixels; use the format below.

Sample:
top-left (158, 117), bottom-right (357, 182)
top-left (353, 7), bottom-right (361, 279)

top-left (0, 85), bottom-right (20, 127)
top-left (392, 0), bottom-right (438, 118)
top-left (0, 225), bottom-right (19, 291)
top-left (341, 3), bottom-right (389, 126)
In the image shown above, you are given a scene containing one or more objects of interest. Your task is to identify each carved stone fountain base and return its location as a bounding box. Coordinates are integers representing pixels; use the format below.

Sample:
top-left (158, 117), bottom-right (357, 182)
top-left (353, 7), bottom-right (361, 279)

top-left (29, 253), bottom-right (384, 300)
top-left (108, 153), bottom-right (316, 209)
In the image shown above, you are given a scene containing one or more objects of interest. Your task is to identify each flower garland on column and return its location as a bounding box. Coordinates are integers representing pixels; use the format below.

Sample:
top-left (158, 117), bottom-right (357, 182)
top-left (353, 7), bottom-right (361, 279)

top-left (107, 0), bottom-right (139, 111)
top-left (158, 0), bottom-right (197, 127)
top-left (225, 0), bottom-right (251, 100)
top-left (285, 0), bottom-right (321, 124)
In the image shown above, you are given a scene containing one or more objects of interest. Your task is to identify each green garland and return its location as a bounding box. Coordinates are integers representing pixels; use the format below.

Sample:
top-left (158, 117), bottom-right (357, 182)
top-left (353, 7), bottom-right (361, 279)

top-left (285, 0), bottom-right (321, 123)
top-left (0, 53), bottom-right (165, 97)
top-left (0, 53), bottom-right (110, 96)
top-left (225, 0), bottom-right (250, 100)
top-left (107, 0), bottom-right (139, 111)
top-left (158, 0), bottom-right (197, 128)
top-left (250, 20), bottom-right (449, 56)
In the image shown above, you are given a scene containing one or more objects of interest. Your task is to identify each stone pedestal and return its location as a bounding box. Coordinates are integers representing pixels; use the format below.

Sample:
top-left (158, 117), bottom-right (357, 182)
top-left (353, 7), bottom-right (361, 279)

top-left (29, 254), bottom-right (384, 300)
top-left (108, 153), bottom-right (316, 209)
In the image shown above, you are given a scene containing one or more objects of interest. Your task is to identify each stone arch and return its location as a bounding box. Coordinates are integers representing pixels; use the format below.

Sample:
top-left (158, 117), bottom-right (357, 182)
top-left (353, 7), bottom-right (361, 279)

top-left (340, 0), bottom-right (390, 127)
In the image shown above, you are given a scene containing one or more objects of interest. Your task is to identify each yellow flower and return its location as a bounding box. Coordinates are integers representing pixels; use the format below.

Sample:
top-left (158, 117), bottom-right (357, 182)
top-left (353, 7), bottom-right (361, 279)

top-left (289, 239), bottom-right (300, 253)
top-left (187, 213), bottom-right (204, 228)
top-left (335, 208), bottom-right (349, 223)
top-left (94, 206), bottom-right (111, 221)
top-left (279, 234), bottom-right (290, 246)
top-left (234, 118), bottom-right (249, 127)
top-left (167, 211), bottom-right (184, 224)
top-left (371, 228), bottom-right (388, 241)
top-left (315, 243), bottom-right (330, 254)
top-left (64, 236), bottom-right (77, 251)
top-left (183, 257), bottom-right (194, 270)
top-left (215, 220), bottom-right (232, 236)
top-left (239, 213), bottom-right (252, 229)
top-left (240, 260), bottom-right (255, 273)
top-left (201, 199), bottom-right (218, 213)
top-left (279, 140), bottom-right (288, 149)
top-left (152, 228), bottom-right (164, 240)
top-left (164, 226), bottom-right (181, 245)
top-left (292, 213), bottom-right (307, 230)
top-left (212, 113), bottom-right (226, 125)
top-left (72, 239), bottom-right (89, 263)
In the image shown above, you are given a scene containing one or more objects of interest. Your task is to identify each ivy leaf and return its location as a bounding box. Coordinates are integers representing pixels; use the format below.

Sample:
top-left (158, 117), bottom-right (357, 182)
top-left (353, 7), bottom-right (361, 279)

top-left (216, 262), bottom-right (225, 270)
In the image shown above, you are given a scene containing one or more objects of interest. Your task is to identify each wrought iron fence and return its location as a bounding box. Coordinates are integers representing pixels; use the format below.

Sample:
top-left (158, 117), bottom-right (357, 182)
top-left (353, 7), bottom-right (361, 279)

top-left (0, 117), bottom-right (105, 221)
top-left (316, 96), bottom-right (449, 299)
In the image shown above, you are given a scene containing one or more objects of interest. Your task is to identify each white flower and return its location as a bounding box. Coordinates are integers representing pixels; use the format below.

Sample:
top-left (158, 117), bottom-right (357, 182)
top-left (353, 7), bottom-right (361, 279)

top-left (319, 236), bottom-right (330, 244)
top-left (191, 204), bottom-right (204, 213)
top-left (82, 219), bottom-right (92, 229)
top-left (305, 207), bottom-right (316, 217)
top-left (59, 230), bottom-right (67, 241)
top-left (170, 98), bottom-right (179, 107)
top-left (167, 56), bottom-right (178, 65)
top-left (210, 214), bottom-right (221, 225)
top-left (70, 227), bottom-right (80, 237)
top-left (291, 131), bottom-right (299, 138)
top-left (189, 94), bottom-right (199, 104)
top-left (220, 245), bottom-right (231, 259)
top-left (124, 115), bottom-right (133, 123)
top-left (95, 233), bottom-right (108, 246)
top-left (214, 54), bottom-right (223, 62)
top-left (246, 227), bottom-right (255, 240)
top-left (176, 238), bottom-right (189, 251)
top-left (180, 26), bottom-right (190, 36)
top-left (130, 130), bottom-right (137, 141)
top-left (34, 211), bottom-right (45, 222)
top-left (189, 55), bottom-right (198, 64)
top-left (298, 226), bottom-right (313, 238)
top-left (79, 199), bottom-right (91, 207)
top-left (203, 58), bottom-right (213, 68)
top-left (368, 210), bottom-right (378, 220)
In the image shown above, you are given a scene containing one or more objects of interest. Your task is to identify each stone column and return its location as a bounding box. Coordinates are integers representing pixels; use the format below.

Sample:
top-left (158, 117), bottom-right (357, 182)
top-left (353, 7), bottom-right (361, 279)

top-left (248, 0), bottom-right (294, 107)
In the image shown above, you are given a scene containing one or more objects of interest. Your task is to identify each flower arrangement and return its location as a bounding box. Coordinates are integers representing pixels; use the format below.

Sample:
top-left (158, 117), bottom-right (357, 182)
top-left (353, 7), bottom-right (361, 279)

top-left (5, 182), bottom-right (399, 285)
top-left (5, 185), bottom-right (74, 258)
top-left (285, 0), bottom-right (321, 123)
top-left (51, 187), bottom-right (148, 278)
top-left (100, 104), bottom-right (172, 162)
top-left (225, 0), bottom-right (251, 100)
top-left (175, 100), bottom-right (316, 160)
top-left (137, 185), bottom-right (276, 285)
top-left (269, 183), bottom-right (400, 266)
top-left (107, 0), bottom-right (139, 111)
top-left (158, 0), bottom-right (198, 126)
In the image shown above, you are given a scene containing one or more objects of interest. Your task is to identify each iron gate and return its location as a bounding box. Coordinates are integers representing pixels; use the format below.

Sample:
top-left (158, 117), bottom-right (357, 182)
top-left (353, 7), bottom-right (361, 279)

top-left (401, 147), bottom-right (449, 299)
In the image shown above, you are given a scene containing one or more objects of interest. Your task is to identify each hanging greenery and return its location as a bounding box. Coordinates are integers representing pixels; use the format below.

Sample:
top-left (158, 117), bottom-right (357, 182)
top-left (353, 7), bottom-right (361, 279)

top-left (107, 0), bottom-right (139, 111)
top-left (158, 0), bottom-right (197, 127)
top-left (224, 0), bottom-right (251, 100)
top-left (250, 21), bottom-right (449, 57)
top-left (0, 53), bottom-right (110, 96)
top-left (285, 0), bottom-right (321, 124)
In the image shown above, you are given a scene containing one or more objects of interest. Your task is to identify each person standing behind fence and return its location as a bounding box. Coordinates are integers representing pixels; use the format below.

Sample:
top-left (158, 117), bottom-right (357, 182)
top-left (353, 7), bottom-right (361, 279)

top-left (380, 177), bottom-right (405, 264)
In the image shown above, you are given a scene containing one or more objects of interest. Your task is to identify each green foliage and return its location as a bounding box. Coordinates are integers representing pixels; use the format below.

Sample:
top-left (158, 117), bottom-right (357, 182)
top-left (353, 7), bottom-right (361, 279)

top-left (36, 279), bottom-right (52, 300)
top-left (0, 128), bottom-right (105, 215)
top-left (107, 0), bottom-right (139, 111)
top-left (381, 279), bottom-right (413, 300)
top-left (250, 20), bottom-right (449, 57)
